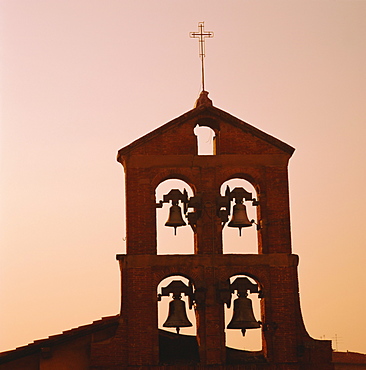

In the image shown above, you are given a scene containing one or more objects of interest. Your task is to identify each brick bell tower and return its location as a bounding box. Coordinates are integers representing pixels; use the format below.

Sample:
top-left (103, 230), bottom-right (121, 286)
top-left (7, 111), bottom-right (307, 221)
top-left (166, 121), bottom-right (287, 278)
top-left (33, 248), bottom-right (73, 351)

top-left (91, 91), bottom-right (334, 369)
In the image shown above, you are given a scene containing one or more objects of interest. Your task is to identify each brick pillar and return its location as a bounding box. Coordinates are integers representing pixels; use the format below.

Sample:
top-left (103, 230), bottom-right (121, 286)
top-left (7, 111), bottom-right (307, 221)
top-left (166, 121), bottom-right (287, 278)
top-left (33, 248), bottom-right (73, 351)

top-left (195, 167), bottom-right (223, 255)
top-left (124, 167), bottom-right (157, 255)
top-left (196, 266), bottom-right (226, 365)
top-left (262, 166), bottom-right (292, 254)
top-left (269, 266), bottom-right (298, 364)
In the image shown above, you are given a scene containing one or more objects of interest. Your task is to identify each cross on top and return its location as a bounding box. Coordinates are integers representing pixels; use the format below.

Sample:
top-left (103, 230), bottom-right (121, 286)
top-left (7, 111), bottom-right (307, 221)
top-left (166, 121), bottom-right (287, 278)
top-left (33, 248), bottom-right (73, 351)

top-left (190, 22), bottom-right (214, 91)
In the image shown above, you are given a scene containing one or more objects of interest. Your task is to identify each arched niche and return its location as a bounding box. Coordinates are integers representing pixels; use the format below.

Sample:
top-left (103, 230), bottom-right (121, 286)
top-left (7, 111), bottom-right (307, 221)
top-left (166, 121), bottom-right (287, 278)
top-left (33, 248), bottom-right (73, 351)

top-left (157, 275), bottom-right (199, 364)
top-left (220, 178), bottom-right (258, 254)
top-left (156, 179), bottom-right (194, 255)
top-left (224, 274), bottom-right (262, 352)
top-left (157, 275), bottom-right (197, 335)
top-left (194, 124), bottom-right (216, 155)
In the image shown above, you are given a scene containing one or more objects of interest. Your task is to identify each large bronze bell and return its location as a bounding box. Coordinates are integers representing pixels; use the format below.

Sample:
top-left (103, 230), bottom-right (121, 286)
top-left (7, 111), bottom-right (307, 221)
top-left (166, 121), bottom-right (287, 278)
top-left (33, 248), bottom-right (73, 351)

top-left (163, 297), bottom-right (192, 334)
top-left (165, 204), bottom-right (186, 235)
top-left (228, 203), bottom-right (253, 236)
top-left (227, 295), bottom-right (260, 336)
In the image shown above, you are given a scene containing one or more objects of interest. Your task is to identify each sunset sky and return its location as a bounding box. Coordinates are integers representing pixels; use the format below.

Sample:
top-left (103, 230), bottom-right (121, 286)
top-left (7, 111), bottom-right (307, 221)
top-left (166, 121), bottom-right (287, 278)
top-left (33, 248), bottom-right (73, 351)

top-left (1, 0), bottom-right (366, 354)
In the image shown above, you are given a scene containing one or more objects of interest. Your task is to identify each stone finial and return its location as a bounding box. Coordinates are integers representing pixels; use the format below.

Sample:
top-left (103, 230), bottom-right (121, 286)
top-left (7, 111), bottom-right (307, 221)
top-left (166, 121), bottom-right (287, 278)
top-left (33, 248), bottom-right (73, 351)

top-left (194, 90), bottom-right (213, 108)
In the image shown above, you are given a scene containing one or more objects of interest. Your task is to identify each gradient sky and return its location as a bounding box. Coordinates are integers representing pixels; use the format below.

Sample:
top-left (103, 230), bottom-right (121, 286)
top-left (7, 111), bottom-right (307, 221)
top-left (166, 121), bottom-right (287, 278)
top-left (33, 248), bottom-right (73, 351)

top-left (1, 0), bottom-right (366, 354)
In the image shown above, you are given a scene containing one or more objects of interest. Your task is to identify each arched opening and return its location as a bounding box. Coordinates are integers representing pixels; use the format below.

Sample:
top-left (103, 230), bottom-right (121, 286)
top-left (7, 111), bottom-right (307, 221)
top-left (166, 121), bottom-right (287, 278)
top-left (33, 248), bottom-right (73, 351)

top-left (194, 124), bottom-right (216, 155)
top-left (157, 275), bottom-right (199, 365)
top-left (156, 179), bottom-right (194, 255)
top-left (220, 178), bottom-right (258, 254)
top-left (225, 274), bottom-right (262, 352)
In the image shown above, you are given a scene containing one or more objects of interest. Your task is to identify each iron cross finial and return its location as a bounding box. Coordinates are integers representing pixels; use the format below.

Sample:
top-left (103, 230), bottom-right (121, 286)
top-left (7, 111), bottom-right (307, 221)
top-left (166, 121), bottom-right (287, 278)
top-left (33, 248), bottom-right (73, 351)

top-left (190, 22), bottom-right (214, 92)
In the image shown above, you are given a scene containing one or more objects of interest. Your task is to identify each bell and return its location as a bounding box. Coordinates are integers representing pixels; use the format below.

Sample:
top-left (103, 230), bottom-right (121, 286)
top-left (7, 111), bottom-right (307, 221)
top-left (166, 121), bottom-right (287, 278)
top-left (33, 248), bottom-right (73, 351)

top-left (227, 296), bottom-right (260, 336)
top-left (163, 298), bottom-right (192, 334)
top-left (228, 203), bottom-right (252, 236)
top-left (165, 204), bottom-right (186, 235)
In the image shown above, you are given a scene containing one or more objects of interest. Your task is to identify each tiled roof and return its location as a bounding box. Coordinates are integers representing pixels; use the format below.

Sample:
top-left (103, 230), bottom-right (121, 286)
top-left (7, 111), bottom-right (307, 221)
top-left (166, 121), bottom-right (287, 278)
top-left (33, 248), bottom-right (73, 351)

top-left (333, 351), bottom-right (366, 364)
top-left (0, 315), bottom-right (119, 364)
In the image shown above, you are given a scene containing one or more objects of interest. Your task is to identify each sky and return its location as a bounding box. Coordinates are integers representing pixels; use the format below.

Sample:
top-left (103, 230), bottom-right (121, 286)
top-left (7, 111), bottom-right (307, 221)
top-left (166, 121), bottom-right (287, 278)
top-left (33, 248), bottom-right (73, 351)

top-left (1, 0), bottom-right (366, 355)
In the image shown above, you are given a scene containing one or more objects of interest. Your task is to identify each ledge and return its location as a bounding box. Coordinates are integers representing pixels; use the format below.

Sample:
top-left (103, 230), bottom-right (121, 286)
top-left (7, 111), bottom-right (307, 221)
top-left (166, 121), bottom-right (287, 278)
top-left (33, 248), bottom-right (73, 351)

top-left (116, 253), bottom-right (299, 268)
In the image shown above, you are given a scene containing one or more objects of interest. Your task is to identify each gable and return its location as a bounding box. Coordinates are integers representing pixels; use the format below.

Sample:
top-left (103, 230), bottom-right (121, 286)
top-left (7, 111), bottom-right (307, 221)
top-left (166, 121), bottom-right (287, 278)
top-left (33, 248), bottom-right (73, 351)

top-left (117, 101), bottom-right (294, 160)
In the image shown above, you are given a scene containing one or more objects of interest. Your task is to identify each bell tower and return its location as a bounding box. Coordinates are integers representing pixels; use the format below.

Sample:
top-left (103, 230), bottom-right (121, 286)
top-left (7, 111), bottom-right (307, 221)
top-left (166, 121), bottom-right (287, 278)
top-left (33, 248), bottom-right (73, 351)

top-left (91, 91), bottom-right (334, 369)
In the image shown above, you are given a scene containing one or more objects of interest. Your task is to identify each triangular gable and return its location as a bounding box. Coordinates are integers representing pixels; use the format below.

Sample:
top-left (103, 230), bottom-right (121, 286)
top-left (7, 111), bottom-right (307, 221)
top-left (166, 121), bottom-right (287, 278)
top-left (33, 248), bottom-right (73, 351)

top-left (117, 103), bottom-right (294, 159)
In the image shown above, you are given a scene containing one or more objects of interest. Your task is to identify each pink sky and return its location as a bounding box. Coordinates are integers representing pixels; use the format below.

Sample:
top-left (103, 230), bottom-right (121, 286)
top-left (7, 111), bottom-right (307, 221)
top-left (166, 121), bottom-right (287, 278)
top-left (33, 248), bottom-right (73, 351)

top-left (1, 0), bottom-right (366, 354)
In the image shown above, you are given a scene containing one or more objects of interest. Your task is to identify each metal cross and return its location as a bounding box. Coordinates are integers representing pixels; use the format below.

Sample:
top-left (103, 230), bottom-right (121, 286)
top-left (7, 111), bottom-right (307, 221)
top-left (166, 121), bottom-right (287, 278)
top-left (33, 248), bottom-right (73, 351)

top-left (190, 22), bottom-right (214, 92)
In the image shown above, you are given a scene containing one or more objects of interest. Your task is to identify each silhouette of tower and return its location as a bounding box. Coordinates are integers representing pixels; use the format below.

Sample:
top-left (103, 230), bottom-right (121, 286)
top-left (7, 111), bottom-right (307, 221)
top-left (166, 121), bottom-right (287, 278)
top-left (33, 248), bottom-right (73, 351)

top-left (90, 91), bottom-right (334, 369)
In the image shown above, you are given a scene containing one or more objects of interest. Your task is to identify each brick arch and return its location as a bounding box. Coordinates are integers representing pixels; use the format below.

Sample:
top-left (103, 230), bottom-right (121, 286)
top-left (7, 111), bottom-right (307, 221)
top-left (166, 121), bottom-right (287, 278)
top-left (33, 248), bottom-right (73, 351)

top-left (219, 177), bottom-right (259, 202)
top-left (153, 269), bottom-right (196, 288)
top-left (217, 269), bottom-right (260, 286)
top-left (196, 116), bottom-right (220, 131)
top-left (228, 272), bottom-right (262, 288)
top-left (151, 169), bottom-right (197, 194)
top-left (152, 265), bottom-right (205, 290)
top-left (216, 266), bottom-right (270, 290)
top-left (218, 169), bottom-right (263, 195)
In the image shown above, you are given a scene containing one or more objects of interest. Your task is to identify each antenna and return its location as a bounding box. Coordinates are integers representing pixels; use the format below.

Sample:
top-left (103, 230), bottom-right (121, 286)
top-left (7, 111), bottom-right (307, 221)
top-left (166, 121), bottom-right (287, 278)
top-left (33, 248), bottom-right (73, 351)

top-left (332, 334), bottom-right (342, 351)
top-left (190, 22), bottom-right (214, 92)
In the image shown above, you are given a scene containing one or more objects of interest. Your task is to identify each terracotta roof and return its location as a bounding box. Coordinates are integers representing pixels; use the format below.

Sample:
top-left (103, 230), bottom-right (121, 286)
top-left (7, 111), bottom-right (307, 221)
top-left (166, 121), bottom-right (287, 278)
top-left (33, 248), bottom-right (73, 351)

top-left (0, 315), bottom-right (119, 364)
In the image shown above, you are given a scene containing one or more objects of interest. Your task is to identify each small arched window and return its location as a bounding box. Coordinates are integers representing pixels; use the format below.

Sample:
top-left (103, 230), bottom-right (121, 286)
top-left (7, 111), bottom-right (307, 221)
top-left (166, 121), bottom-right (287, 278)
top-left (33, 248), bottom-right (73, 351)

top-left (194, 124), bottom-right (216, 155)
